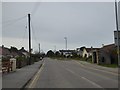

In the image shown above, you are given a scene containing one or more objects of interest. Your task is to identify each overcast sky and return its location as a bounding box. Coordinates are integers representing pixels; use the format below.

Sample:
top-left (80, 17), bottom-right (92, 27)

top-left (1, 1), bottom-right (120, 53)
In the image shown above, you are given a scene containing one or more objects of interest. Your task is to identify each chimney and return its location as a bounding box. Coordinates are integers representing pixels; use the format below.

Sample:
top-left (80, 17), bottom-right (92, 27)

top-left (21, 47), bottom-right (24, 50)
top-left (91, 46), bottom-right (93, 49)
top-left (2, 45), bottom-right (4, 48)
top-left (102, 44), bottom-right (104, 47)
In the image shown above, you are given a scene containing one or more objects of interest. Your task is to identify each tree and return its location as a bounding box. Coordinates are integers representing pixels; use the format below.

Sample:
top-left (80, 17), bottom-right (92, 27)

top-left (72, 52), bottom-right (79, 58)
top-left (46, 50), bottom-right (54, 57)
top-left (55, 51), bottom-right (60, 57)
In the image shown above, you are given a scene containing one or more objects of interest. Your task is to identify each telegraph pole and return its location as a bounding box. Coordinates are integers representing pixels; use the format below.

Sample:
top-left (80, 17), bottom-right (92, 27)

top-left (39, 43), bottom-right (40, 54)
top-left (28, 14), bottom-right (31, 65)
top-left (115, 0), bottom-right (120, 66)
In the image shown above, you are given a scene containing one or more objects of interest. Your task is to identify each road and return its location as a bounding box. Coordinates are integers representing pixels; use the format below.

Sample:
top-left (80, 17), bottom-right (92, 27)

top-left (27, 58), bottom-right (118, 89)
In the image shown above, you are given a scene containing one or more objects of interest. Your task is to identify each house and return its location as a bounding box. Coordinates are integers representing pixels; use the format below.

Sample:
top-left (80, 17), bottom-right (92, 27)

top-left (0, 45), bottom-right (11, 58)
top-left (76, 46), bottom-right (90, 57)
top-left (0, 47), bottom-right (2, 58)
top-left (92, 44), bottom-right (117, 64)
top-left (59, 50), bottom-right (76, 57)
top-left (76, 47), bottom-right (84, 57)
top-left (19, 47), bottom-right (29, 58)
top-left (82, 48), bottom-right (92, 58)
top-left (0, 45), bottom-right (28, 59)
top-left (76, 46), bottom-right (100, 59)
top-left (10, 46), bottom-right (20, 58)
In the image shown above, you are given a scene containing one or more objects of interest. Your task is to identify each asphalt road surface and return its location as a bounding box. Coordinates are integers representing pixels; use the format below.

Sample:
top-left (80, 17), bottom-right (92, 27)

top-left (28, 58), bottom-right (118, 89)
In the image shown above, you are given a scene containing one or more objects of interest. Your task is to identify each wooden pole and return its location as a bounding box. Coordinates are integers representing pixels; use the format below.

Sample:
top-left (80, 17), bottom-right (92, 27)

top-left (28, 14), bottom-right (31, 65)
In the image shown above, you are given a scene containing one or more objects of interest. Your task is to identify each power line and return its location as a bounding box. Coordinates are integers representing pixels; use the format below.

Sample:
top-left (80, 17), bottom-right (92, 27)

top-left (2, 15), bottom-right (26, 24)
top-left (20, 25), bottom-right (28, 47)
top-left (31, 2), bottom-right (41, 16)
top-left (31, 19), bottom-right (39, 45)
top-left (2, 15), bottom-right (26, 29)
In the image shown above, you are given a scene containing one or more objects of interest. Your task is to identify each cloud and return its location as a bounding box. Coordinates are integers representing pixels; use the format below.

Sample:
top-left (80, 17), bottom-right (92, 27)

top-left (2, 2), bottom-right (116, 52)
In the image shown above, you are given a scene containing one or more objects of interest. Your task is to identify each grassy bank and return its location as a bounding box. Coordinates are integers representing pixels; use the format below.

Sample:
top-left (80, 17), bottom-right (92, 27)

top-left (49, 57), bottom-right (118, 68)
top-left (98, 64), bottom-right (118, 68)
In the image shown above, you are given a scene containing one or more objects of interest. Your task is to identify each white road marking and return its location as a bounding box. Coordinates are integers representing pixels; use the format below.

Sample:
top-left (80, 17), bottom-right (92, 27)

top-left (81, 77), bottom-right (102, 88)
top-left (63, 60), bottom-right (117, 81)
top-left (74, 60), bottom-right (118, 76)
top-left (28, 63), bottom-right (44, 88)
top-left (65, 68), bottom-right (103, 88)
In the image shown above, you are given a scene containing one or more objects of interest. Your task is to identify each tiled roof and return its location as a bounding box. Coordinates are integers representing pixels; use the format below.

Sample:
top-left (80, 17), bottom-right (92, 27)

top-left (0, 46), bottom-right (10, 56)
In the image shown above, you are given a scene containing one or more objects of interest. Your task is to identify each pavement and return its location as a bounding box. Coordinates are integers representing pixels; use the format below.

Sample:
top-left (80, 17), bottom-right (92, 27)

top-left (2, 59), bottom-right (43, 88)
top-left (29, 58), bottom-right (118, 88)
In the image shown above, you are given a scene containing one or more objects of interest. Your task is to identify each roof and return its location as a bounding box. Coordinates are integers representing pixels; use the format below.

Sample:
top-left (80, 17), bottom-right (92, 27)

top-left (84, 48), bottom-right (100, 52)
top-left (0, 46), bottom-right (10, 56)
top-left (101, 44), bottom-right (116, 50)
top-left (0, 46), bottom-right (25, 57)
top-left (100, 44), bottom-right (116, 53)
top-left (59, 50), bottom-right (76, 53)
top-left (19, 47), bottom-right (28, 53)
top-left (85, 48), bottom-right (92, 52)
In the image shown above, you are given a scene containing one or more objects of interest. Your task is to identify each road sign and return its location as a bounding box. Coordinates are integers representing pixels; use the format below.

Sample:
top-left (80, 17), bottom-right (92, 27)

top-left (114, 31), bottom-right (120, 46)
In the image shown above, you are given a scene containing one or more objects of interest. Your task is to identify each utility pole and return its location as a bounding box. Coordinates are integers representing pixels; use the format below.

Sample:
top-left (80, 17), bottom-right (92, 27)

top-left (55, 45), bottom-right (56, 51)
top-left (54, 45), bottom-right (56, 52)
top-left (115, 0), bottom-right (120, 66)
top-left (64, 37), bottom-right (67, 50)
top-left (28, 14), bottom-right (31, 65)
top-left (39, 43), bottom-right (40, 54)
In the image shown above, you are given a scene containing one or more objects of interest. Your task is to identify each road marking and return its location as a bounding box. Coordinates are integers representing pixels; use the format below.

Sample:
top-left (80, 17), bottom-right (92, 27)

top-left (81, 77), bottom-right (103, 88)
top-left (74, 60), bottom-right (118, 76)
top-left (28, 63), bottom-right (44, 88)
top-left (63, 60), bottom-right (118, 82)
top-left (65, 68), bottom-right (103, 88)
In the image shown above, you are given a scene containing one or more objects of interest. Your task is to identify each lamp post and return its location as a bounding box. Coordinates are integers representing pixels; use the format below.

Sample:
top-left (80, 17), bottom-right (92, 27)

top-left (64, 37), bottom-right (67, 50)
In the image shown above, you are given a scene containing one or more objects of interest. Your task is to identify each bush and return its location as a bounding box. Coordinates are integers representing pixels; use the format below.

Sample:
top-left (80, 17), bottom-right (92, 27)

top-left (86, 56), bottom-right (92, 63)
top-left (16, 56), bottom-right (28, 68)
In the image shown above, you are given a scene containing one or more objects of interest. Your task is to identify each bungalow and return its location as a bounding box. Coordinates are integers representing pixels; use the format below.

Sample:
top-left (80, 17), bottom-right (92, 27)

top-left (82, 48), bottom-right (92, 58)
top-left (76, 47), bottom-right (84, 57)
top-left (0, 45), bottom-right (27, 59)
top-left (19, 47), bottom-right (29, 58)
top-left (0, 45), bottom-right (11, 58)
top-left (76, 46), bottom-right (100, 59)
top-left (59, 50), bottom-right (76, 57)
top-left (10, 46), bottom-right (20, 58)
top-left (92, 44), bottom-right (117, 64)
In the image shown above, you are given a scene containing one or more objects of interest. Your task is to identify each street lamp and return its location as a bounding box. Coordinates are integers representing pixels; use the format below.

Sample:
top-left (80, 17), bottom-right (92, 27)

top-left (54, 45), bottom-right (56, 52)
top-left (64, 37), bottom-right (67, 50)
